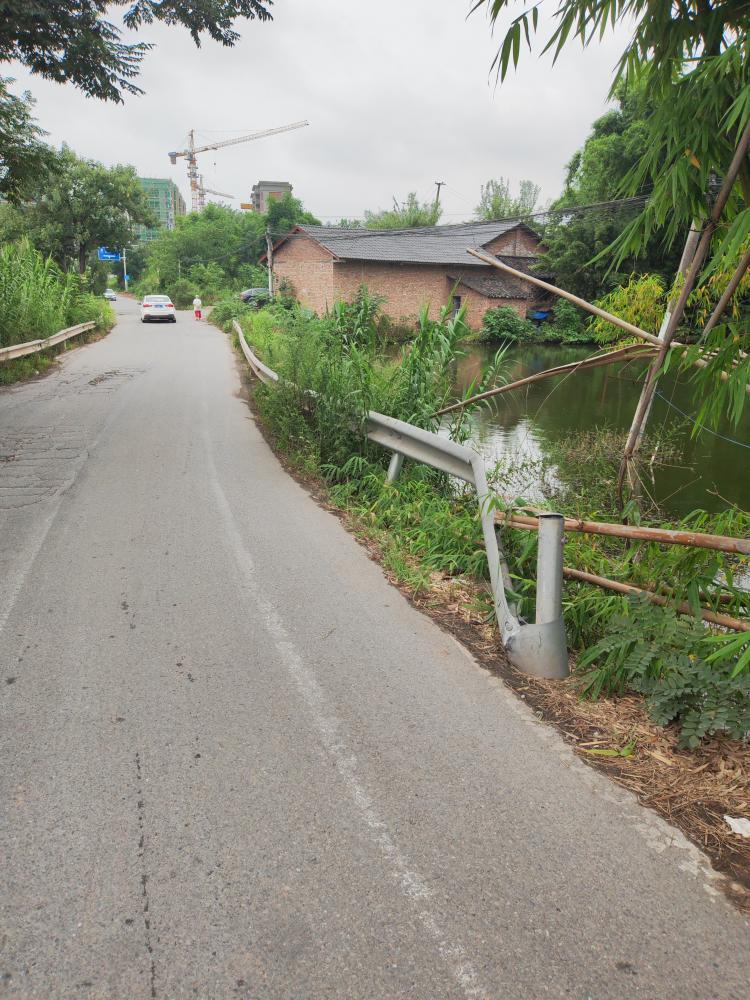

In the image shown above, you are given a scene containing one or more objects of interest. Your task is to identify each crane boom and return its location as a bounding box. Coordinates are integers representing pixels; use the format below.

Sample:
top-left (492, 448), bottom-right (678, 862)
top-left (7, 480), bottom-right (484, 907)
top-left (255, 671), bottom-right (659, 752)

top-left (168, 120), bottom-right (309, 212)
top-left (202, 187), bottom-right (235, 199)
top-left (182, 120), bottom-right (309, 158)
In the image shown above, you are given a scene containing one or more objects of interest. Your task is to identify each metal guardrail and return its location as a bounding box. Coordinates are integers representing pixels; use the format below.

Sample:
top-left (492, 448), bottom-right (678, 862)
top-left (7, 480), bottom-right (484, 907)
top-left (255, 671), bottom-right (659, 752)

top-left (235, 324), bottom-right (569, 679)
top-left (234, 321), bottom-right (278, 384)
top-left (0, 322), bottom-right (97, 363)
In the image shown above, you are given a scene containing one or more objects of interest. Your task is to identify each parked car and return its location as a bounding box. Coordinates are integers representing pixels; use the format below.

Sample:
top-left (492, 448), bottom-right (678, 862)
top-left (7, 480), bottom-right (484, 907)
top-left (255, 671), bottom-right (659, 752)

top-left (239, 287), bottom-right (270, 307)
top-left (103, 288), bottom-right (117, 301)
top-left (140, 295), bottom-right (176, 323)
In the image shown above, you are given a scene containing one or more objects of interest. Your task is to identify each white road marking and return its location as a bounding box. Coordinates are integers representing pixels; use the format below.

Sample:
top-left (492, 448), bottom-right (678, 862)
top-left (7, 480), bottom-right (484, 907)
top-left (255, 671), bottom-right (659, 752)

top-left (207, 451), bottom-right (490, 999)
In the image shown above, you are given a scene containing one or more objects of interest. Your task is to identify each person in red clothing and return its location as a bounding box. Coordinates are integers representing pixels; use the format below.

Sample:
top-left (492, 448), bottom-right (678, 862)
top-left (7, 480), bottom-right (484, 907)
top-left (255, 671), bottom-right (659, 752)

top-left (192, 295), bottom-right (202, 320)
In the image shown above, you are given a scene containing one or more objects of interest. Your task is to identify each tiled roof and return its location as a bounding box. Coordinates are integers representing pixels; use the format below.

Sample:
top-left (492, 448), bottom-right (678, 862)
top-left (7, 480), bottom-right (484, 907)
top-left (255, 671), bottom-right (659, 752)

top-left (448, 270), bottom-right (532, 299)
top-left (288, 219), bottom-right (536, 266)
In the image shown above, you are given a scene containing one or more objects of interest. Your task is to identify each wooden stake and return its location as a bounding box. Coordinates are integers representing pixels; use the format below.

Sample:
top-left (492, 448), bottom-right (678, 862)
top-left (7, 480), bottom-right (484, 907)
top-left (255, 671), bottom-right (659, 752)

top-left (497, 511), bottom-right (750, 555)
top-left (465, 249), bottom-right (750, 394)
top-left (562, 567), bottom-right (750, 633)
top-left (436, 343), bottom-right (655, 416)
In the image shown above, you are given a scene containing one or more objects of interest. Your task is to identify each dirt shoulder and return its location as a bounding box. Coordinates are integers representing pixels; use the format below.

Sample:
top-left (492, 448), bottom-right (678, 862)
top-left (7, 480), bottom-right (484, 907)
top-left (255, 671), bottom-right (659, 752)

top-left (233, 353), bottom-right (750, 913)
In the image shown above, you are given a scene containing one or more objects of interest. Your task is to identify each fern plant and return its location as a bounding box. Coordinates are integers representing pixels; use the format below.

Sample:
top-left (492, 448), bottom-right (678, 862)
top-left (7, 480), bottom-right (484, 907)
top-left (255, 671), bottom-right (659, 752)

top-left (579, 596), bottom-right (750, 747)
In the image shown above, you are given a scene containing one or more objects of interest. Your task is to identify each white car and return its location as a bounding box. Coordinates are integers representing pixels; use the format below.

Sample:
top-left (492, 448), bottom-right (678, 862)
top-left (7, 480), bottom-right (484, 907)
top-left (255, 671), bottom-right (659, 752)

top-left (140, 294), bottom-right (176, 323)
top-left (103, 288), bottom-right (117, 302)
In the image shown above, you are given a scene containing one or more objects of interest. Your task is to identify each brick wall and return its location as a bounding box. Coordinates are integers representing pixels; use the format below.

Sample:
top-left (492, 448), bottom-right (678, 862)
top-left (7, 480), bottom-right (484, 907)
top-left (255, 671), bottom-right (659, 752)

top-left (484, 226), bottom-right (540, 257)
top-left (272, 232), bottom-right (336, 314)
top-left (273, 231), bottom-right (531, 328)
top-left (454, 287), bottom-right (528, 325)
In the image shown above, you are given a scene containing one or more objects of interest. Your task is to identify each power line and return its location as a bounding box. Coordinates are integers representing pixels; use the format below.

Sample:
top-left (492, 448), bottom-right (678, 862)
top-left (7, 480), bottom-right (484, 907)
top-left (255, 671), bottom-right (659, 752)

top-left (654, 389), bottom-right (750, 451)
top-left (152, 193), bottom-right (655, 267)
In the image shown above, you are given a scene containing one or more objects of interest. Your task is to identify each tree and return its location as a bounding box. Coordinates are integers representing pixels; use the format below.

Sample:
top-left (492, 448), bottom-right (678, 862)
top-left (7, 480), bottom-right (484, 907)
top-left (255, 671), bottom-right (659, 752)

top-left (0, 1), bottom-right (273, 102)
top-left (133, 195), bottom-right (321, 303)
top-left (540, 83), bottom-right (683, 300)
top-left (265, 191), bottom-right (320, 238)
top-left (136, 203), bottom-right (265, 294)
top-left (472, 0), bottom-right (750, 427)
top-left (28, 147), bottom-right (154, 273)
top-left (475, 177), bottom-right (540, 220)
top-left (364, 192), bottom-right (441, 230)
top-left (0, 78), bottom-right (56, 202)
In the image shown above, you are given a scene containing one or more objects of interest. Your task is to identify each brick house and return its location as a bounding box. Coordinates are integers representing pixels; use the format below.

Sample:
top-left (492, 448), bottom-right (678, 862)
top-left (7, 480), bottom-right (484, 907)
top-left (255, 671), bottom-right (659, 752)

top-left (266, 220), bottom-right (545, 329)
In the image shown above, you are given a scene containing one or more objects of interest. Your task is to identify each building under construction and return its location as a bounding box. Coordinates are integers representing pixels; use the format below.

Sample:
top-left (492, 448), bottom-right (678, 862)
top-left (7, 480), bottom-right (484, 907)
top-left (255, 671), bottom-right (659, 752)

top-left (135, 178), bottom-right (187, 242)
top-left (250, 181), bottom-right (293, 213)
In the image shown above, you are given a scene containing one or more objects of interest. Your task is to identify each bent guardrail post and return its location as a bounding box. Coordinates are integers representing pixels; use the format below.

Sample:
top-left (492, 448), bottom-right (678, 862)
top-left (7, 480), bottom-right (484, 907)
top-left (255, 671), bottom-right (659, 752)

top-left (365, 412), bottom-right (520, 645)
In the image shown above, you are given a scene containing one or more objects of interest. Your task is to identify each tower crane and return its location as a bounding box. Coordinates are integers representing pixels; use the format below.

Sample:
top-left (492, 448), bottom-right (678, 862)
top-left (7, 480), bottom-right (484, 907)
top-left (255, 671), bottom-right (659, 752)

top-left (199, 177), bottom-right (235, 201)
top-left (168, 121), bottom-right (309, 212)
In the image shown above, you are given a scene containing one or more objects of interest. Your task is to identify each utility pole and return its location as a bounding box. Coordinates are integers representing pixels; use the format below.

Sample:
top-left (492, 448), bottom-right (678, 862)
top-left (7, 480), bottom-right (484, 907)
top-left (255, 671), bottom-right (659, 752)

top-left (122, 247), bottom-right (128, 293)
top-left (265, 227), bottom-right (274, 299)
top-left (434, 181), bottom-right (446, 209)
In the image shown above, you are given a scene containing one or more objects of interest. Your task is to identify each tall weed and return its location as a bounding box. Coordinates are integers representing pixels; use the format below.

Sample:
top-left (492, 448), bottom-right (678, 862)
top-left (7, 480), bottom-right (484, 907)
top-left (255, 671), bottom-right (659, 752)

top-left (0, 240), bottom-right (111, 348)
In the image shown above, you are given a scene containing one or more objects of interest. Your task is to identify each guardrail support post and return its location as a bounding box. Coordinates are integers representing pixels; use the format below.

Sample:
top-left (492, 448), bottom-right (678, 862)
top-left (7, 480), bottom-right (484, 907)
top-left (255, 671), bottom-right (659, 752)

top-left (536, 513), bottom-right (564, 625)
top-left (505, 512), bottom-right (569, 680)
top-left (386, 452), bottom-right (404, 484)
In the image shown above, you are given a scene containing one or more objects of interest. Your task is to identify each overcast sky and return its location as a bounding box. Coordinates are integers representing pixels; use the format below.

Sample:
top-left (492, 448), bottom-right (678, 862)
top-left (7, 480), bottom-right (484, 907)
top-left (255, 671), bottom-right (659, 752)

top-left (8, 1), bottom-right (631, 223)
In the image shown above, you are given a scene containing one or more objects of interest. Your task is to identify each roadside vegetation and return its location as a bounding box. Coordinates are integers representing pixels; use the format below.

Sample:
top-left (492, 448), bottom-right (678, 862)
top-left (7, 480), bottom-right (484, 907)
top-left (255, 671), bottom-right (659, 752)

top-left (215, 289), bottom-right (749, 749)
top-left (129, 193), bottom-right (318, 307)
top-left (0, 240), bottom-right (114, 384)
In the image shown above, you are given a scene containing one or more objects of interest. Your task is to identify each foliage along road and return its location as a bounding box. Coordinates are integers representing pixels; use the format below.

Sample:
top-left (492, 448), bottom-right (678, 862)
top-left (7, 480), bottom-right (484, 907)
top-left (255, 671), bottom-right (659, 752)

top-left (0, 297), bottom-right (748, 998)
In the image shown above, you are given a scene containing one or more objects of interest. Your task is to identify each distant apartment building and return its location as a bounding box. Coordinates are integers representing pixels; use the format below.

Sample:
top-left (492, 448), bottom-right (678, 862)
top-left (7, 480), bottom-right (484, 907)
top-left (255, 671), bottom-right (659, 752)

top-left (251, 180), bottom-right (292, 214)
top-left (135, 178), bottom-right (187, 241)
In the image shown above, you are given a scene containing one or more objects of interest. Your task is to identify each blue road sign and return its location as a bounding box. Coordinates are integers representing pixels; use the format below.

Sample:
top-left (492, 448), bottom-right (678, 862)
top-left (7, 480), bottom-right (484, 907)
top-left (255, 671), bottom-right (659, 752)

top-left (98, 247), bottom-right (121, 262)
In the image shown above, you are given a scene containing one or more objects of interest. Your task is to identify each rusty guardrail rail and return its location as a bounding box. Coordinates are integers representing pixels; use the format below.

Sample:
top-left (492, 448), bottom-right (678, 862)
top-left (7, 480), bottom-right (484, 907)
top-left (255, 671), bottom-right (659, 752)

top-left (0, 322), bottom-right (97, 363)
top-left (233, 321), bottom-right (570, 679)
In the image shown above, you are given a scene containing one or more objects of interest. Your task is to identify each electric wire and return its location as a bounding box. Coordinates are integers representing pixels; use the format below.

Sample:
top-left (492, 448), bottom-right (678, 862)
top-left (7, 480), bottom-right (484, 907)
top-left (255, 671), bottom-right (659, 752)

top-left (149, 193), bottom-right (657, 268)
top-left (654, 389), bottom-right (750, 450)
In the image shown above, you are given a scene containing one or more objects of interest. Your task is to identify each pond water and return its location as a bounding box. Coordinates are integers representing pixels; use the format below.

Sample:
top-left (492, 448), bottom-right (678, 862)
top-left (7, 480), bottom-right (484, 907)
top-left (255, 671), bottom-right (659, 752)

top-left (452, 344), bottom-right (750, 518)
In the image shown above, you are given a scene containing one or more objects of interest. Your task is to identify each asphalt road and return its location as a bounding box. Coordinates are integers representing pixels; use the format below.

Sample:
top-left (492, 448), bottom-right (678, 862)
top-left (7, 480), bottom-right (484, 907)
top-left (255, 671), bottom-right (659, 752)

top-left (1, 297), bottom-right (748, 999)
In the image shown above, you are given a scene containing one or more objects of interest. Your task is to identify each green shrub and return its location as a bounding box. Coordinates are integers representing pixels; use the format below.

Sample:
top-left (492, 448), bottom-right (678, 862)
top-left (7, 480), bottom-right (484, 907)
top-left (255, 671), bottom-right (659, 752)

top-left (211, 296), bottom-right (247, 330)
top-left (544, 299), bottom-right (591, 343)
top-left (482, 305), bottom-right (536, 342)
top-left (578, 597), bottom-right (750, 746)
top-left (166, 277), bottom-right (200, 309)
top-left (591, 274), bottom-right (666, 345)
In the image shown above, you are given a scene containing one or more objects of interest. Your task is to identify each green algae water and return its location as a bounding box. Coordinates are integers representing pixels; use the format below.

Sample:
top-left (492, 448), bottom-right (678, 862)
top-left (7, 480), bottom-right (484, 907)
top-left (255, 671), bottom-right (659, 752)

top-left (454, 344), bottom-right (750, 517)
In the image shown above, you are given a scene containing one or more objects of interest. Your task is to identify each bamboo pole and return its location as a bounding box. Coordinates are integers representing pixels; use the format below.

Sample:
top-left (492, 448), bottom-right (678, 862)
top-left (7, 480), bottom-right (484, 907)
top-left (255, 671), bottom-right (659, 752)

top-left (618, 220), bottom-right (703, 501)
top-left (562, 567), bottom-right (750, 632)
top-left (466, 247), bottom-right (665, 345)
top-left (466, 248), bottom-right (750, 395)
top-left (701, 244), bottom-right (750, 337)
top-left (436, 343), bottom-right (655, 416)
top-left (618, 118), bottom-right (750, 502)
top-left (497, 511), bottom-right (750, 555)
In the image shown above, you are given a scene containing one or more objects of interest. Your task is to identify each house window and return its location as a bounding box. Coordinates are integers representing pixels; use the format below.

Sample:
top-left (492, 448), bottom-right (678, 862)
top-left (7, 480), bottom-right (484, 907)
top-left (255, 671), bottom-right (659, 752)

top-left (452, 294), bottom-right (462, 317)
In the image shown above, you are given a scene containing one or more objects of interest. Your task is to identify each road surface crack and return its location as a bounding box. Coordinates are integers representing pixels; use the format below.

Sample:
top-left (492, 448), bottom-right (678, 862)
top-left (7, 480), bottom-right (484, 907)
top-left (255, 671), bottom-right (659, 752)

top-left (134, 752), bottom-right (157, 999)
